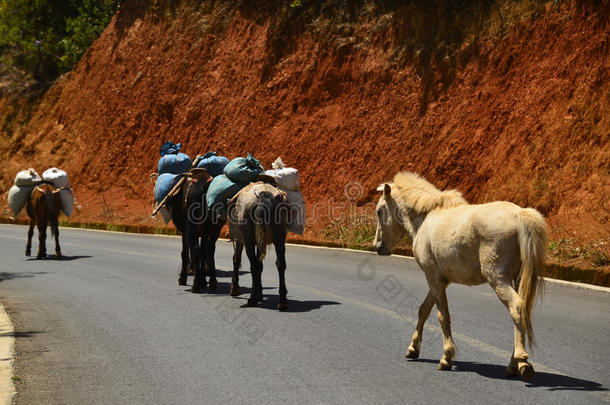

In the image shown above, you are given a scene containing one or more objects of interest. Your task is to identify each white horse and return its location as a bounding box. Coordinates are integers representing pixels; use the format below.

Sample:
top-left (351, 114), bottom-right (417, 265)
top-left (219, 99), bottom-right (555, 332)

top-left (373, 172), bottom-right (546, 381)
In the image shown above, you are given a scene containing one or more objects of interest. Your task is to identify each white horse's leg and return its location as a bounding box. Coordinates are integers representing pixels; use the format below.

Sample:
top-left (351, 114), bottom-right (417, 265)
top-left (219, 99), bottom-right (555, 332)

top-left (492, 282), bottom-right (534, 381)
top-left (406, 291), bottom-right (434, 359)
top-left (430, 283), bottom-right (456, 370)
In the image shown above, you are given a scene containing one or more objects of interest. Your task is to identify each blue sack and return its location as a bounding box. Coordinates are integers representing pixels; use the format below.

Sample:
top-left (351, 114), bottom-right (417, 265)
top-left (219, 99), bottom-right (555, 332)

top-left (223, 153), bottom-right (264, 183)
top-left (155, 173), bottom-right (181, 203)
top-left (206, 174), bottom-right (247, 211)
top-left (197, 152), bottom-right (230, 177)
top-left (160, 141), bottom-right (182, 156)
top-left (158, 152), bottom-right (192, 174)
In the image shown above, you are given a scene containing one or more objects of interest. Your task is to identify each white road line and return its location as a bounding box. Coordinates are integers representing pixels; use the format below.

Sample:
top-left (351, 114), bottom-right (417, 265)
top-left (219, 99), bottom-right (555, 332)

top-left (0, 303), bottom-right (15, 405)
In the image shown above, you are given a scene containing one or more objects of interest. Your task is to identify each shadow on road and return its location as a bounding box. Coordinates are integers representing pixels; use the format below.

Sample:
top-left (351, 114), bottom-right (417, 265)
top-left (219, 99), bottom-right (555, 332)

top-left (0, 272), bottom-right (48, 282)
top-left (409, 358), bottom-right (607, 392)
top-left (25, 255), bottom-right (92, 262)
top-left (183, 282), bottom-right (274, 296)
top-left (237, 296), bottom-right (342, 313)
top-left (214, 269), bottom-right (247, 278)
top-left (0, 330), bottom-right (45, 338)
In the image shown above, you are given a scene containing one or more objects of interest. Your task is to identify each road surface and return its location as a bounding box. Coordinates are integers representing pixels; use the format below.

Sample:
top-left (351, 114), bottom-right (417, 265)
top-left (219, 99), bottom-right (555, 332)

top-left (0, 224), bottom-right (608, 404)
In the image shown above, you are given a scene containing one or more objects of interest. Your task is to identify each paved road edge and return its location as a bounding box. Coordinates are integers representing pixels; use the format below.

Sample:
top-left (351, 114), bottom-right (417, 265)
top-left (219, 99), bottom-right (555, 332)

top-left (0, 302), bottom-right (15, 405)
top-left (1, 223), bottom-right (609, 293)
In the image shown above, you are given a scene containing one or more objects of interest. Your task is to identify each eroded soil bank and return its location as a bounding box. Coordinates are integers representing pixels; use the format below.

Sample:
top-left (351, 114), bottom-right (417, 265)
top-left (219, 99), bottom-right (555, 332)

top-left (1, 0), bottom-right (608, 277)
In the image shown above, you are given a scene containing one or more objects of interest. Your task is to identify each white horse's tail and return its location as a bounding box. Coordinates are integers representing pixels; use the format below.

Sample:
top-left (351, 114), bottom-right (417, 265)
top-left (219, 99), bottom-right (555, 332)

top-left (517, 208), bottom-right (547, 347)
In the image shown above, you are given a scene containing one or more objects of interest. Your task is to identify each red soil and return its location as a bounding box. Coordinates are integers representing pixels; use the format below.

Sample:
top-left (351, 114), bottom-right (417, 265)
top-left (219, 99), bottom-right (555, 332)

top-left (0, 1), bottom-right (608, 271)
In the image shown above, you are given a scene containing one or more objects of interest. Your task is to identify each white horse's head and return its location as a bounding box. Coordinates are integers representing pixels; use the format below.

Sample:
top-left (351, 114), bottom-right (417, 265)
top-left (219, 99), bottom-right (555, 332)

top-left (373, 183), bottom-right (407, 256)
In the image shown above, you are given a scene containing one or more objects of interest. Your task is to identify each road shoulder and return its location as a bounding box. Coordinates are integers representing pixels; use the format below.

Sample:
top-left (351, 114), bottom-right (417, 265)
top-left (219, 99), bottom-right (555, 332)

top-left (0, 302), bottom-right (15, 405)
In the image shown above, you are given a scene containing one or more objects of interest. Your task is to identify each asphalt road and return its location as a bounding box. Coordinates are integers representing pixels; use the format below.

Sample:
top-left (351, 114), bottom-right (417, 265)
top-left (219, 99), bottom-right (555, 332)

top-left (0, 224), bottom-right (608, 404)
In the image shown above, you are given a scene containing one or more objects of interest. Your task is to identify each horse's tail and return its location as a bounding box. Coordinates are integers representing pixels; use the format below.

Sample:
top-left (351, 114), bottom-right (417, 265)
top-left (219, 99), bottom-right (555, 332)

top-left (517, 208), bottom-right (547, 347)
top-left (253, 201), bottom-right (271, 262)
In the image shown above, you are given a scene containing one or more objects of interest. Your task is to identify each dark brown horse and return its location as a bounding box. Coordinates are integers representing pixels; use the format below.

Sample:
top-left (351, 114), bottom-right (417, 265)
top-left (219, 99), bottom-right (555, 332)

top-left (25, 183), bottom-right (62, 259)
top-left (164, 168), bottom-right (224, 293)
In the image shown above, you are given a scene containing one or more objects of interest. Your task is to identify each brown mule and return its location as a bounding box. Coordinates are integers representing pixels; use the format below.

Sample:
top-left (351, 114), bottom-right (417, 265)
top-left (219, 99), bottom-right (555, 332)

top-left (25, 183), bottom-right (62, 259)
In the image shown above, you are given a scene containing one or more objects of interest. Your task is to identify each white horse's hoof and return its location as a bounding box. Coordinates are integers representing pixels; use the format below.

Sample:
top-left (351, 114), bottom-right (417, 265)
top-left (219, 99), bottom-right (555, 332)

top-left (519, 362), bottom-right (534, 381)
top-left (406, 347), bottom-right (419, 359)
top-left (437, 359), bottom-right (452, 370)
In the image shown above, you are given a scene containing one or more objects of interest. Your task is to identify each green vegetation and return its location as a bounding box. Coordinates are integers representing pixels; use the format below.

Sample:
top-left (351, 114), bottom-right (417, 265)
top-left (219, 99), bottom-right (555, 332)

top-left (0, 0), bottom-right (120, 82)
top-left (549, 238), bottom-right (609, 267)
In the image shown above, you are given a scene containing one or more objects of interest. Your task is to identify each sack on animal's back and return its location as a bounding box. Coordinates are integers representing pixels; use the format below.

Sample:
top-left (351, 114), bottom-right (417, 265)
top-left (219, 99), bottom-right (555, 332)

top-left (264, 157), bottom-right (299, 191)
top-left (41, 168), bottom-right (74, 216)
top-left (157, 141), bottom-right (192, 175)
top-left (155, 173), bottom-right (182, 204)
top-left (14, 168), bottom-right (41, 186)
top-left (223, 153), bottom-right (264, 183)
top-left (156, 205), bottom-right (172, 225)
top-left (197, 152), bottom-right (229, 177)
top-left (42, 168), bottom-right (69, 188)
top-left (58, 188), bottom-right (75, 217)
top-left (284, 189), bottom-right (306, 235)
top-left (206, 174), bottom-right (247, 212)
top-left (8, 185), bottom-right (33, 216)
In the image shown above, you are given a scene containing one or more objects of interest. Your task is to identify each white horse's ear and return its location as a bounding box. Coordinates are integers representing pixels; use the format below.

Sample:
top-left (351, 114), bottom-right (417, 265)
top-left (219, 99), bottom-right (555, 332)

top-left (383, 183), bottom-right (391, 197)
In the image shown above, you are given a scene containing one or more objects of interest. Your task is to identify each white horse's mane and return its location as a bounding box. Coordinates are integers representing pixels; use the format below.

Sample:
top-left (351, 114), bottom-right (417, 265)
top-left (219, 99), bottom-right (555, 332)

top-left (391, 172), bottom-right (467, 213)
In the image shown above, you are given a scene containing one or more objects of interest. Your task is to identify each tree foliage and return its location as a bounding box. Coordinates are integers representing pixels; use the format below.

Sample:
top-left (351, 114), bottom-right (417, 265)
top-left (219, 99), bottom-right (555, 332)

top-left (0, 0), bottom-right (120, 82)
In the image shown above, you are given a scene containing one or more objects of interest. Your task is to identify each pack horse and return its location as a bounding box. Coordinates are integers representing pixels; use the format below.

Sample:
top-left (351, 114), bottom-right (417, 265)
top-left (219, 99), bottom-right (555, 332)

top-left (373, 172), bottom-right (546, 381)
top-left (8, 168), bottom-right (74, 259)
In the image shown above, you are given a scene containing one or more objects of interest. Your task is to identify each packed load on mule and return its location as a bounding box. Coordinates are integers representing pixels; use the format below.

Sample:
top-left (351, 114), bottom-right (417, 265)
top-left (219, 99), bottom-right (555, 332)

top-left (8, 168), bottom-right (41, 216)
top-left (157, 141), bottom-right (192, 174)
top-left (264, 157), bottom-right (306, 235)
top-left (42, 168), bottom-right (75, 217)
top-left (206, 153), bottom-right (264, 216)
top-left (153, 141), bottom-right (194, 224)
top-left (196, 151), bottom-right (229, 177)
top-left (8, 167), bottom-right (74, 218)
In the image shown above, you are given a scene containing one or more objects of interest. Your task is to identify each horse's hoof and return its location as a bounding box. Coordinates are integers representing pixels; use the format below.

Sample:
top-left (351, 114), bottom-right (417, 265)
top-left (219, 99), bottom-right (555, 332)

top-left (178, 277), bottom-right (188, 286)
top-left (506, 360), bottom-right (519, 378)
top-left (277, 302), bottom-right (288, 311)
top-left (437, 359), bottom-right (452, 371)
top-left (208, 280), bottom-right (217, 291)
top-left (247, 298), bottom-right (258, 306)
top-left (518, 362), bottom-right (534, 382)
top-left (25, 251), bottom-right (30, 257)
top-left (56, 253), bottom-right (62, 259)
top-left (230, 285), bottom-right (240, 296)
top-left (406, 347), bottom-right (419, 359)
top-left (191, 285), bottom-right (206, 294)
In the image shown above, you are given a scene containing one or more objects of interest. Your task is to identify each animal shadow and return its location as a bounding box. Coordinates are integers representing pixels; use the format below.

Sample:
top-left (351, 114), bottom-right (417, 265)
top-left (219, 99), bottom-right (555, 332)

top-left (409, 358), bottom-right (607, 392)
top-left (0, 272), bottom-right (48, 282)
top-left (25, 255), bottom-right (92, 261)
top-left (239, 296), bottom-right (342, 313)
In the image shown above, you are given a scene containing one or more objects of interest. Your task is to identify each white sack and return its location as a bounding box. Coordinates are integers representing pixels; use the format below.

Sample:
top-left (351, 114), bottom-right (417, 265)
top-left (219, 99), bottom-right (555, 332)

top-left (284, 188), bottom-right (306, 235)
top-left (42, 168), bottom-right (70, 188)
top-left (14, 168), bottom-right (41, 186)
top-left (58, 188), bottom-right (75, 217)
top-left (8, 185), bottom-right (33, 216)
top-left (265, 157), bottom-right (299, 191)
